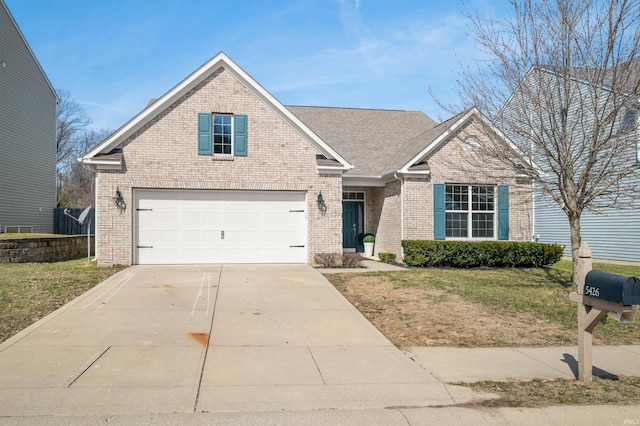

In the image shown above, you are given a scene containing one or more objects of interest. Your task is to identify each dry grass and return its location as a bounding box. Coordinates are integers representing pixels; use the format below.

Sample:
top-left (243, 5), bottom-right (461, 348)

top-left (325, 262), bottom-right (640, 347)
top-left (0, 233), bottom-right (62, 240)
top-left (461, 376), bottom-right (640, 407)
top-left (0, 259), bottom-right (125, 343)
top-left (325, 261), bottom-right (640, 407)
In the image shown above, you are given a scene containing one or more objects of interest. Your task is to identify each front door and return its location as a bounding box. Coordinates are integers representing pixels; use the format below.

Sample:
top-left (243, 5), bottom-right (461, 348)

top-left (342, 200), bottom-right (364, 252)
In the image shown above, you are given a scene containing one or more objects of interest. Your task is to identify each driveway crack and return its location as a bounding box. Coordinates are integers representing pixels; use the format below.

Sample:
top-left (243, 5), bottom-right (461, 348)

top-left (193, 266), bottom-right (223, 412)
top-left (66, 346), bottom-right (111, 388)
top-left (307, 346), bottom-right (327, 385)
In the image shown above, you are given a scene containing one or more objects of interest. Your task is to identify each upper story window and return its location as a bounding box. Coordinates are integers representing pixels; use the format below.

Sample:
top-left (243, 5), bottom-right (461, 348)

top-left (213, 114), bottom-right (233, 155)
top-left (198, 113), bottom-right (247, 157)
top-left (619, 108), bottom-right (639, 134)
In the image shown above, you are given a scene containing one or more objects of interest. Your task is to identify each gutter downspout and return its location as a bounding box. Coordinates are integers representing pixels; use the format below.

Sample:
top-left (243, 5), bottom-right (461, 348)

top-left (80, 159), bottom-right (98, 262)
top-left (531, 181), bottom-right (536, 242)
top-left (528, 113), bottom-right (536, 242)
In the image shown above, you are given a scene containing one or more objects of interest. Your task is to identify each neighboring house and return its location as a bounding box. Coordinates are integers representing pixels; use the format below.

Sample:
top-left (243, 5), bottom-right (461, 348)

top-left (0, 0), bottom-right (57, 234)
top-left (80, 52), bottom-right (532, 266)
top-left (499, 62), bottom-right (640, 262)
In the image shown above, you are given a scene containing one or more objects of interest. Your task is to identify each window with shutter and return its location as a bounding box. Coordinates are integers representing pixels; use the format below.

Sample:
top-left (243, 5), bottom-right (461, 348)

top-left (197, 113), bottom-right (248, 157)
top-left (434, 184), bottom-right (509, 240)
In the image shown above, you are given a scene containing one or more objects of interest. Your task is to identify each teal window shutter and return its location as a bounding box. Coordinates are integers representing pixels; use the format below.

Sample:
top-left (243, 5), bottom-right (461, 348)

top-left (433, 184), bottom-right (446, 240)
top-left (198, 113), bottom-right (212, 155)
top-left (498, 185), bottom-right (509, 240)
top-left (234, 114), bottom-right (248, 156)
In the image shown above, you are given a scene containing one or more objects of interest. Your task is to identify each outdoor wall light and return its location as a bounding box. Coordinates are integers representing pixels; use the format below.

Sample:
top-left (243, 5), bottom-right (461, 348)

top-left (113, 187), bottom-right (126, 212)
top-left (317, 192), bottom-right (327, 216)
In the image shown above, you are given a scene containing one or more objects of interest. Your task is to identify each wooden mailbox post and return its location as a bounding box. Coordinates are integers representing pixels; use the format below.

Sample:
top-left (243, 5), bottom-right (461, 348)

top-left (569, 242), bottom-right (639, 382)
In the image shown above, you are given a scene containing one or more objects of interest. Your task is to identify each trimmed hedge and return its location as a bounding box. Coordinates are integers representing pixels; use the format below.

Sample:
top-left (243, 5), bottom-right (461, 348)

top-left (378, 252), bottom-right (396, 264)
top-left (401, 240), bottom-right (564, 268)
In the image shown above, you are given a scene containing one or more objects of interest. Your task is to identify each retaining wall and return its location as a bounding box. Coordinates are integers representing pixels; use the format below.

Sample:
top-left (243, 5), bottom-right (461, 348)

top-left (0, 236), bottom-right (95, 263)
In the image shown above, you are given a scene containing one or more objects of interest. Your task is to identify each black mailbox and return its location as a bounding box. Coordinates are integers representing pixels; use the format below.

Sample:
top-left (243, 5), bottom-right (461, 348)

top-left (584, 270), bottom-right (640, 305)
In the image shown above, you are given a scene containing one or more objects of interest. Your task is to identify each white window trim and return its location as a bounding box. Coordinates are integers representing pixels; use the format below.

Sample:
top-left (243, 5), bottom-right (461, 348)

top-left (445, 184), bottom-right (497, 241)
top-left (342, 191), bottom-right (366, 201)
top-left (212, 113), bottom-right (234, 157)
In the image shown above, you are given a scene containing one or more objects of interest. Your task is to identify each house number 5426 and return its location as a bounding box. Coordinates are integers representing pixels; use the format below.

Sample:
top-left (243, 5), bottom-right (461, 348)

top-left (584, 285), bottom-right (600, 298)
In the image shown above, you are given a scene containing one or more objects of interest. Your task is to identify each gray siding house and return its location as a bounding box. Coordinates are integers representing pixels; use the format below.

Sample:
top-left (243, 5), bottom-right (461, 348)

top-left (0, 0), bottom-right (57, 234)
top-left (499, 62), bottom-right (640, 262)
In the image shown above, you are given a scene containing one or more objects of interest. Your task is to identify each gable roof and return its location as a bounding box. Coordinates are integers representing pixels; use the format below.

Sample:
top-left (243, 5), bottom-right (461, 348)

top-left (0, 0), bottom-right (56, 99)
top-left (286, 106), bottom-right (437, 178)
top-left (395, 106), bottom-right (540, 177)
top-left (80, 52), bottom-right (351, 172)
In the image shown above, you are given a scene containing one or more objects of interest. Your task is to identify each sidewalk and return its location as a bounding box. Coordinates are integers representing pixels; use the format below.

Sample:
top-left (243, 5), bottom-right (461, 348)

top-left (0, 404), bottom-right (638, 425)
top-left (317, 258), bottom-right (408, 274)
top-left (405, 345), bottom-right (640, 382)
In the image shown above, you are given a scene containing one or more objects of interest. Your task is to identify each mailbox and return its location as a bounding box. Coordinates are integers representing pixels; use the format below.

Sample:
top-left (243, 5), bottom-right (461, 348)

top-left (584, 270), bottom-right (640, 305)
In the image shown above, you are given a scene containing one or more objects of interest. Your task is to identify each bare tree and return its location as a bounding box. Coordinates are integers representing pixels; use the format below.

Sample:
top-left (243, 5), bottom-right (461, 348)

top-left (441, 0), bottom-right (640, 285)
top-left (56, 88), bottom-right (90, 175)
top-left (57, 129), bottom-right (111, 208)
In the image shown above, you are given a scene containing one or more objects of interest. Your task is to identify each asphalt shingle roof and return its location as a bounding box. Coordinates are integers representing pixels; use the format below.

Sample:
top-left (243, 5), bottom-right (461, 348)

top-left (287, 106), bottom-right (439, 176)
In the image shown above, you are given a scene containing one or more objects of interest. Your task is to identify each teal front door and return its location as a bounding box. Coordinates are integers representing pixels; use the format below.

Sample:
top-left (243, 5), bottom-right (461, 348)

top-left (342, 200), bottom-right (364, 252)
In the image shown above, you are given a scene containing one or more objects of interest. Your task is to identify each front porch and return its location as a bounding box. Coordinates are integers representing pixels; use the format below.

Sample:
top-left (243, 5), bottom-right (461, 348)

top-left (341, 183), bottom-right (403, 260)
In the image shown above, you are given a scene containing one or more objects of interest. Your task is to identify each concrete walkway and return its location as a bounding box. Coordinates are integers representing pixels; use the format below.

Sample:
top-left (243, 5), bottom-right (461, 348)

top-left (318, 258), bottom-right (408, 274)
top-left (0, 264), bottom-right (482, 419)
top-left (405, 345), bottom-right (640, 383)
top-left (1, 263), bottom-right (639, 424)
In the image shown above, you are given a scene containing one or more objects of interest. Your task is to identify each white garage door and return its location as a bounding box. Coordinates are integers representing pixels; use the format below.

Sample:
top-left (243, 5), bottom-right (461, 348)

top-left (135, 190), bottom-right (307, 264)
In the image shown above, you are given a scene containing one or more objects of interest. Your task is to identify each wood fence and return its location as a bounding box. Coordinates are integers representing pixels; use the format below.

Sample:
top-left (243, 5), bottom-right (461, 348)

top-left (53, 208), bottom-right (95, 235)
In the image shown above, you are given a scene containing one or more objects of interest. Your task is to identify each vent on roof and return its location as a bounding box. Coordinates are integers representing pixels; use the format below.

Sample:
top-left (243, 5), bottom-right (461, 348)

top-left (316, 154), bottom-right (340, 166)
top-left (408, 160), bottom-right (430, 172)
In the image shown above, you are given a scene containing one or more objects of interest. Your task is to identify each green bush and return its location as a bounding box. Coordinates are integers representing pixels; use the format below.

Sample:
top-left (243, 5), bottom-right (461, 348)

top-left (363, 233), bottom-right (375, 243)
top-left (401, 240), bottom-right (564, 268)
top-left (378, 252), bottom-right (396, 263)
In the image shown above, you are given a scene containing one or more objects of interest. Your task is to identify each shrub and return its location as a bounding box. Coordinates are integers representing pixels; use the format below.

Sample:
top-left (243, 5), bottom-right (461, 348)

top-left (314, 253), bottom-right (342, 268)
top-left (378, 252), bottom-right (396, 264)
top-left (363, 233), bottom-right (375, 243)
top-left (314, 252), bottom-right (364, 268)
top-left (401, 240), bottom-right (564, 268)
top-left (342, 252), bottom-right (365, 268)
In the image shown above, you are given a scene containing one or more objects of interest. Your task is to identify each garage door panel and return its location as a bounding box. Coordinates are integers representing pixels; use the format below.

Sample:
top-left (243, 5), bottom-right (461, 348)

top-left (135, 190), bottom-right (307, 264)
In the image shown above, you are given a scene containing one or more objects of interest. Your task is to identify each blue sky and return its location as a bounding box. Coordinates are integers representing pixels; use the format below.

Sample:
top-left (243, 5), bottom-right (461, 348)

top-left (6, 0), bottom-right (508, 132)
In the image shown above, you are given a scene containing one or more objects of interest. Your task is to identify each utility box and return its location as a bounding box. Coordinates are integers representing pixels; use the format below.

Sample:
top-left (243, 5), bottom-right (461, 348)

top-left (584, 270), bottom-right (640, 306)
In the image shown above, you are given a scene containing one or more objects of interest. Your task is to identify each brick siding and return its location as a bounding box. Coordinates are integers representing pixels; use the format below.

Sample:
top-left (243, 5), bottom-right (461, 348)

top-left (402, 118), bottom-right (533, 259)
top-left (95, 68), bottom-right (342, 265)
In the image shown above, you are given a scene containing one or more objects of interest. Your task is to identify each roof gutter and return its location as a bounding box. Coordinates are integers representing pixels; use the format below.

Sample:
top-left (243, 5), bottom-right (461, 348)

top-left (79, 157), bottom-right (122, 170)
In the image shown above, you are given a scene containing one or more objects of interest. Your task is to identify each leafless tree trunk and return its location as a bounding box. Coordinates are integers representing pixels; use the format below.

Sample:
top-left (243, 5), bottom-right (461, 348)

top-left (57, 129), bottom-right (112, 208)
top-left (56, 88), bottom-right (90, 175)
top-left (56, 89), bottom-right (113, 208)
top-left (439, 0), bottom-right (640, 286)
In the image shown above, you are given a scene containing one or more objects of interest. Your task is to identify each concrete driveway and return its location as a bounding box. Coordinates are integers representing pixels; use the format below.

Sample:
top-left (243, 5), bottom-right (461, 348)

top-left (0, 265), bottom-right (481, 417)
